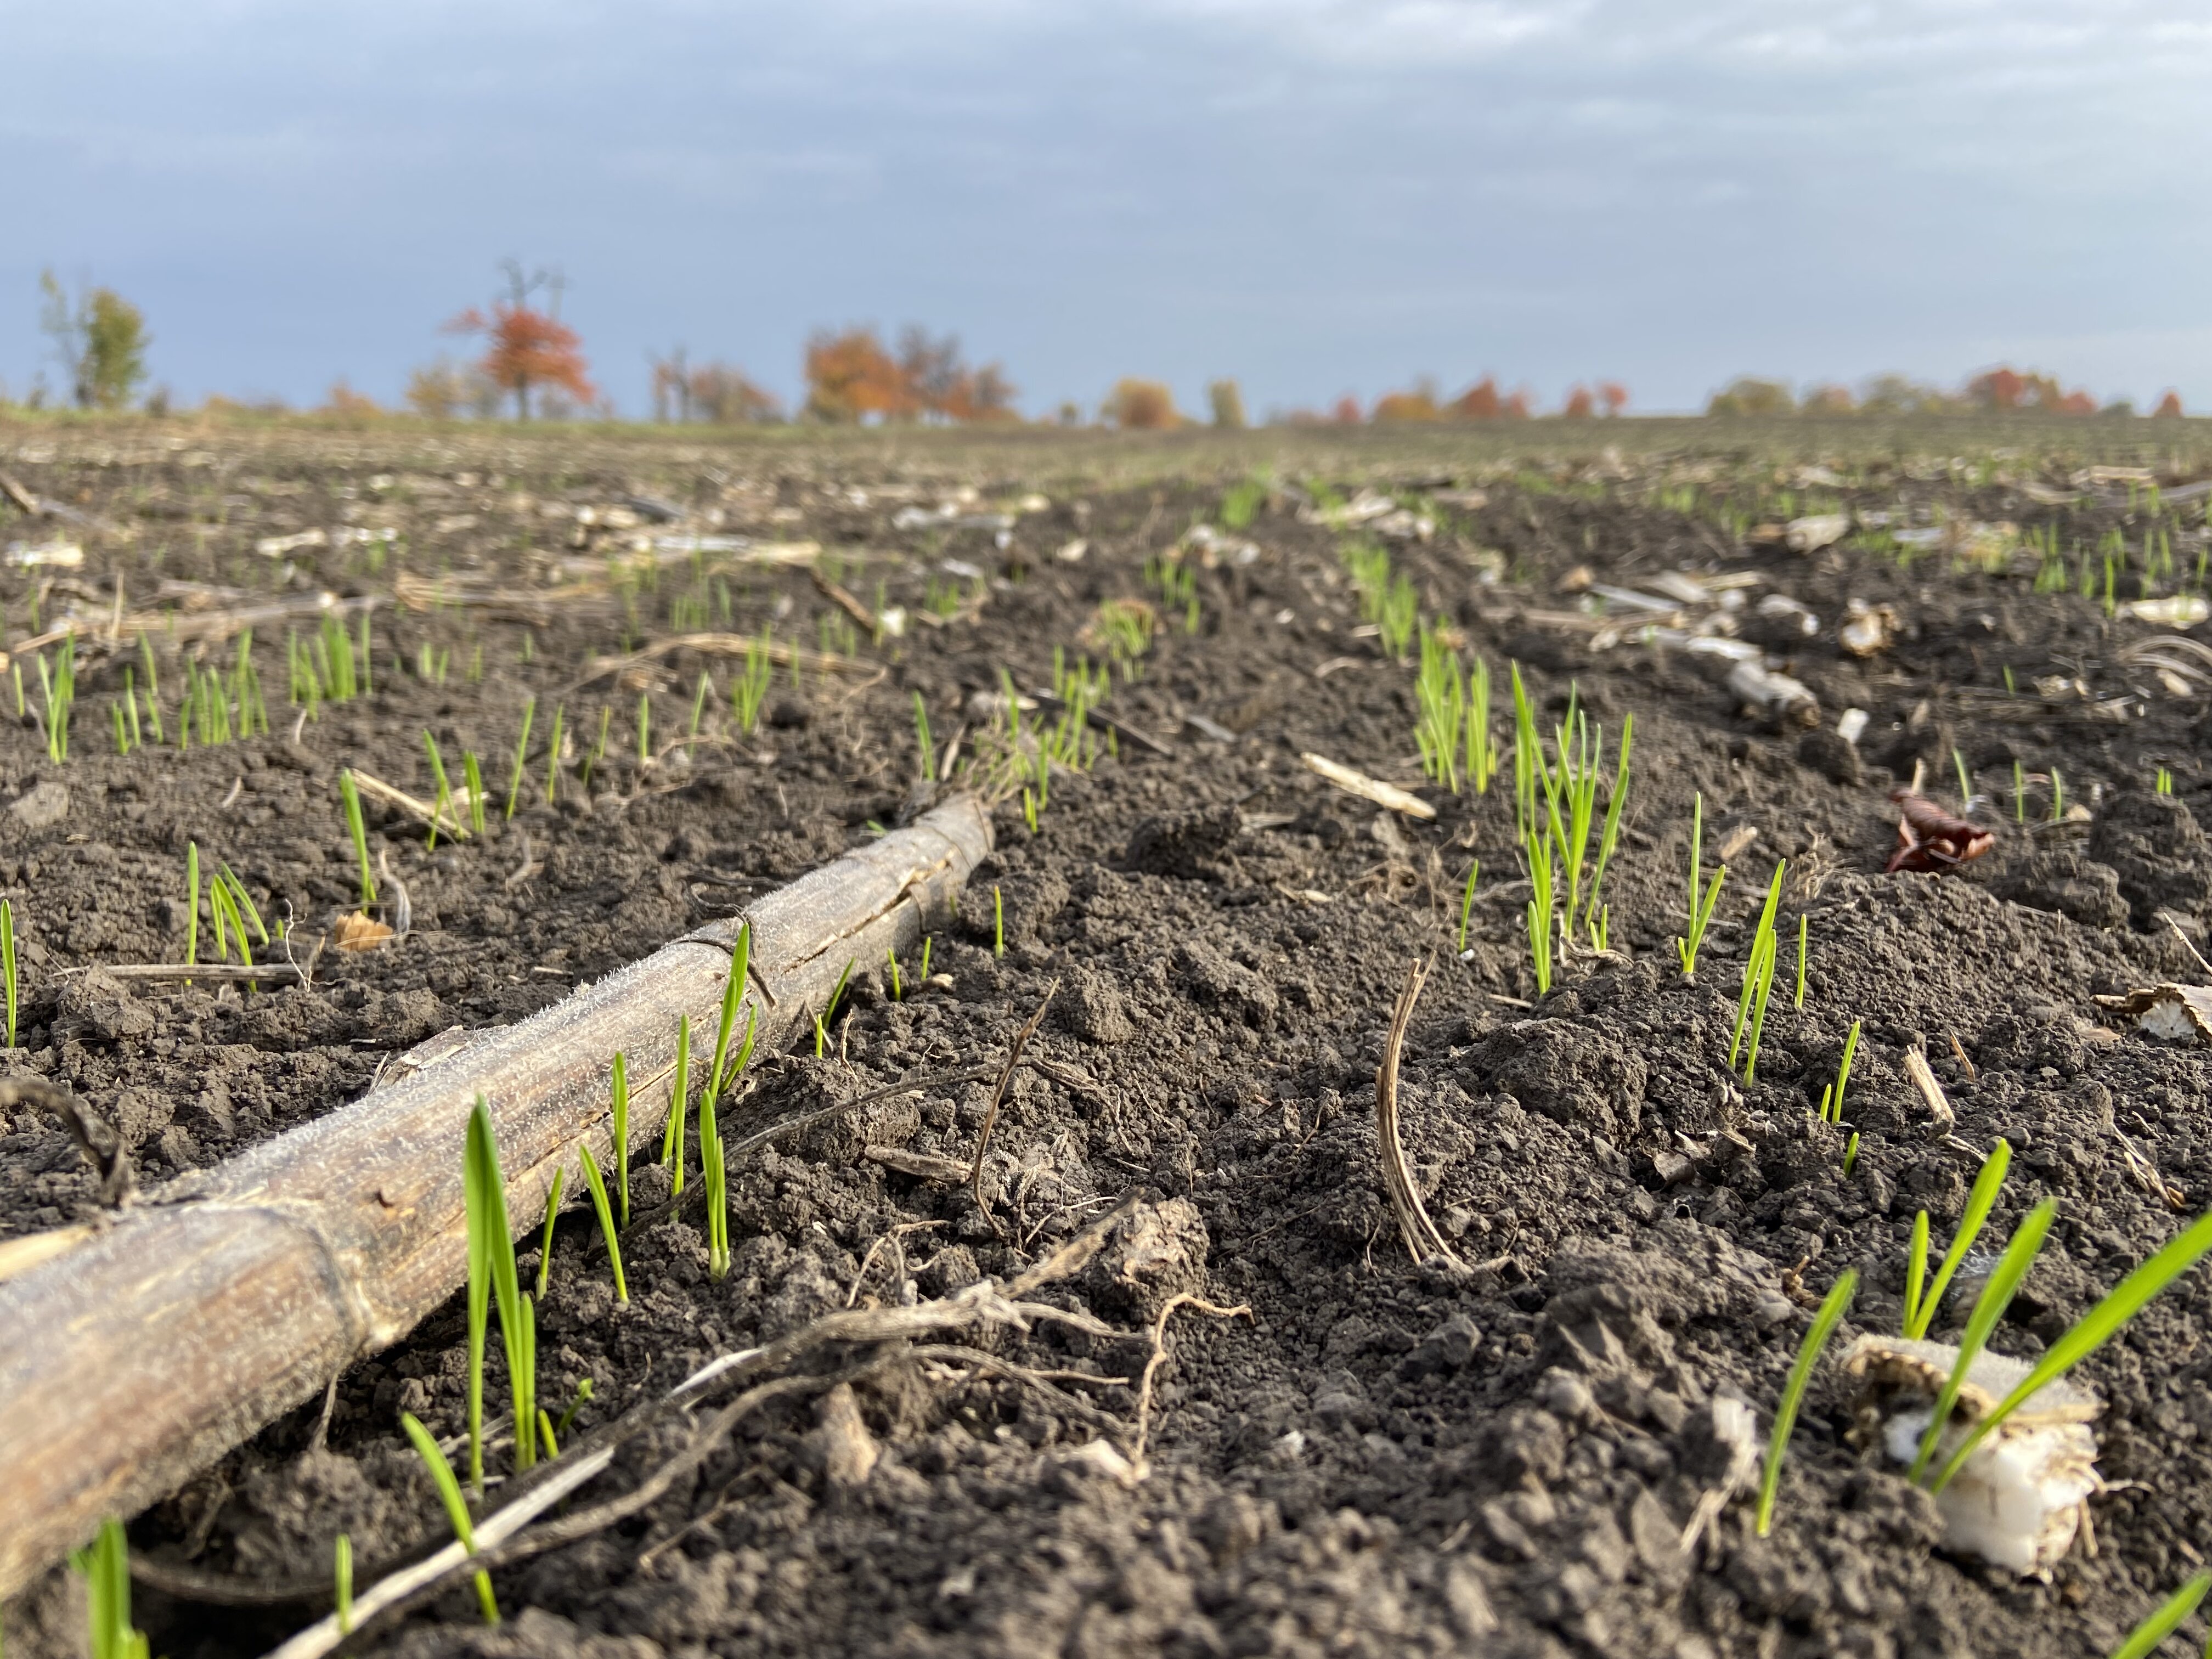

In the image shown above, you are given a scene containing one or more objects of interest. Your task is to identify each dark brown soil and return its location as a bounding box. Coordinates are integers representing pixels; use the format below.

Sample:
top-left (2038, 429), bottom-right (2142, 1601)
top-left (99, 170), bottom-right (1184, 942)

top-left (7, 425), bottom-right (2212, 1658)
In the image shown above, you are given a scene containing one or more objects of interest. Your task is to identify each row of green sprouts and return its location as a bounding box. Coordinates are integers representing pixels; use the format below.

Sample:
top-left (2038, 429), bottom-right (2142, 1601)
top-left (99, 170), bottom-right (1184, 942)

top-left (1758, 1136), bottom-right (2212, 1658)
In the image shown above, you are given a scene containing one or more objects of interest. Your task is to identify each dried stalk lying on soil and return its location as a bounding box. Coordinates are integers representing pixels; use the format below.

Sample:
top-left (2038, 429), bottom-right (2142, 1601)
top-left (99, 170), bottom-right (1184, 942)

top-left (1374, 956), bottom-right (1459, 1267)
top-left (267, 1195), bottom-right (1144, 1658)
top-left (0, 797), bottom-right (992, 1599)
top-left (570, 631), bottom-right (879, 692)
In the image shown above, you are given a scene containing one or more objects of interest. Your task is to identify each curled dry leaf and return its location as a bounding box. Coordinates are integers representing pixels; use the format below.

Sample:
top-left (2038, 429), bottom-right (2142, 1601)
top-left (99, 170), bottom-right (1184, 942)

top-left (1886, 792), bottom-right (1995, 874)
top-left (331, 911), bottom-right (396, 952)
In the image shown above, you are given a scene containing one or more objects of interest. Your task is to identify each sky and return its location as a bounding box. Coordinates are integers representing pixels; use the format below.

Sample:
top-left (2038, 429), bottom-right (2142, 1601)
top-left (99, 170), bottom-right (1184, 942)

top-left (5, 1), bottom-right (2210, 419)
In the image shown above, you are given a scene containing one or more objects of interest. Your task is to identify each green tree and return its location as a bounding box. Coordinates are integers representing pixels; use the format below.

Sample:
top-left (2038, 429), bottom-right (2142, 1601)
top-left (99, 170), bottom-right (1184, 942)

top-left (40, 271), bottom-right (150, 410)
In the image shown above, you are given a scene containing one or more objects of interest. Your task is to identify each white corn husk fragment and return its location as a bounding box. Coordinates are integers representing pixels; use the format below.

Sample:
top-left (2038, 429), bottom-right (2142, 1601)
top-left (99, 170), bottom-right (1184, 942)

top-left (1845, 1335), bottom-right (2101, 1576)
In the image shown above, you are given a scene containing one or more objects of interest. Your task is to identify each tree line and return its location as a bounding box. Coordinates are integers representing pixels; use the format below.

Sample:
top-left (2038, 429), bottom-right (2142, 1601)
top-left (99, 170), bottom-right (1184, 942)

top-left (2, 269), bottom-right (2192, 424)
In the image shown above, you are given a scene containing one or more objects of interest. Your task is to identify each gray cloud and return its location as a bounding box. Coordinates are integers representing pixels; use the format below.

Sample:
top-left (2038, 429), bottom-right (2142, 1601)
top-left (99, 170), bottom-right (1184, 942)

top-left (4, 1), bottom-right (2204, 414)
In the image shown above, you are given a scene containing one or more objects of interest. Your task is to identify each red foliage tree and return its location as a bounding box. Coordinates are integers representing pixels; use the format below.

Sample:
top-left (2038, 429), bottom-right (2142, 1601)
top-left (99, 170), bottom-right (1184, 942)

top-left (444, 284), bottom-right (594, 421)
top-left (1967, 366), bottom-right (2028, 410)
top-left (1330, 394), bottom-right (1363, 425)
top-left (2055, 388), bottom-right (2097, 415)
top-left (1562, 385), bottom-right (1594, 419)
top-left (2155, 390), bottom-right (2186, 418)
top-left (1502, 387), bottom-right (1532, 419)
top-left (1597, 382), bottom-right (1628, 416)
top-left (1451, 377), bottom-right (1502, 420)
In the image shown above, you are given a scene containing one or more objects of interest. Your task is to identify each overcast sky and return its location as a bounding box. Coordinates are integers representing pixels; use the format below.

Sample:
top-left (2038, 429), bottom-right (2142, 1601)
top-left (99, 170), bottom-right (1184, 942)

top-left (5, 1), bottom-right (2207, 418)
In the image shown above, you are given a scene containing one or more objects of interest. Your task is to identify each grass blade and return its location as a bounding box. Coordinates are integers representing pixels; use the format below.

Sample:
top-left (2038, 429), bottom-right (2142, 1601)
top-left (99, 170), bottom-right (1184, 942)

top-left (1933, 1204), bottom-right (2212, 1493)
top-left (2108, 1574), bottom-right (2212, 1659)
top-left (1755, 1268), bottom-right (1858, 1536)
top-left (576, 1145), bottom-right (628, 1302)
top-left (1910, 1199), bottom-right (2055, 1482)
top-left (399, 1412), bottom-right (498, 1624)
top-left (1909, 1139), bottom-right (2012, 1339)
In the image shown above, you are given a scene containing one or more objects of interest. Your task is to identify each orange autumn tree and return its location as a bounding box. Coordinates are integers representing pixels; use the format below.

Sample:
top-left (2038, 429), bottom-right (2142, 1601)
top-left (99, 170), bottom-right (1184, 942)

top-left (444, 265), bottom-right (593, 420)
top-left (805, 328), bottom-right (911, 422)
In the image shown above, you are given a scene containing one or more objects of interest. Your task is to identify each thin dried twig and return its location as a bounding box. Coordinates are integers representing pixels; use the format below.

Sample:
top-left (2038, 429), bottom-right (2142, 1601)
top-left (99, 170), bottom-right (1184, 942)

top-left (266, 1197), bottom-right (1141, 1655)
top-left (1375, 957), bottom-right (1459, 1266)
top-left (1300, 752), bottom-right (1437, 820)
top-left (2, 1080), bottom-right (128, 1207)
top-left (1901, 1046), bottom-right (1956, 1129)
top-left (346, 768), bottom-right (471, 840)
top-left (571, 632), bottom-right (879, 693)
top-left (969, 983), bottom-right (1059, 1234)
top-left (1131, 1293), bottom-right (1252, 1472)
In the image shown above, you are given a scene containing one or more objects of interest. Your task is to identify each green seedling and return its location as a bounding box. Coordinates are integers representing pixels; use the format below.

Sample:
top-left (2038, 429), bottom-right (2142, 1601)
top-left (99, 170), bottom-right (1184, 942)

top-left (1730, 862), bottom-right (1787, 1080)
top-left (534, 1165), bottom-right (564, 1299)
top-left (1677, 794), bottom-right (1728, 976)
top-left (1524, 825), bottom-right (1554, 996)
top-left (1755, 1268), bottom-right (1858, 1537)
top-left (1465, 655), bottom-right (1496, 794)
top-left (1582, 715), bottom-right (1634, 937)
top-left (1911, 1199), bottom-right (2057, 1481)
top-left (2013, 759), bottom-right (2027, 822)
top-left (504, 697), bottom-right (535, 820)
top-left (706, 924), bottom-right (753, 1102)
top-left (887, 946), bottom-right (904, 1001)
top-left (814, 958), bottom-right (855, 1056)
top-left (2050, 767), bottom-right (2066, 822)
top-left (464, 752), bottom-right (487, 834)
top-left (543, 703), bottom-right (565, 805)
top-left (576, 1144), bottom-right (628, 1302)
top-left (689, 670), bottom-right (712, 737)
top-left (582, 706), bottom-right (612, 793)
top-left (1953, 747), bottom-right (1971, 804)
top-left (636, 692), bottom-right (651, 765)
top-left (1903, 1210), bottom-right (1930, 1336)
top-left (1, 898), bottom-right (16, 1048)
top-left (1819, 1019), bottom-right (1861, 1124)
top-left (464, 1097), bottom-right (536, 1480)
top-left (2108, 1573), bottom-right (2212, 1659)
top-left (1933, 1203), bottom-right (2212, 1493)
top-left (336, 1532), bottom-right (353, 1635)
top-left (185, 841), bottom-right (201, 968)
top-left (1906, 1139), bottom-right (2012, 1339)
top-left (610, 1052), bottom-right (630, 1228)
top-left (1457, 860), bottom-right (1480, 953)
top-left (699, 1046), bottom-right (727, 1278)
top-left (662, 1014), bottom-right (691, 1194)
top-left (423, 729), bottom-right (456, 847)
top-left (994, 885), bottom-right (1005, 957)
top-left (733, 629), bottom-right (772, 732)
top-left (1414, 625), bottom-right (1464, 791)
top-left (400, 1412), bottom-right (499, 1624)
top-left (111, 701), bottom-right (129, 755)
top-left (1795, 916), bottom-right (1808, 1009)
top-left (2156, 766), bottom-right (2174, 796)
top-left (1842, 1132), bottom-right (1859, 1177)
top-left (555, 1376), bottom-right (595, 1438)
top-left (339, 772), bottom-right (376, 909)
top-left (913, 690), bottom-right (935, 781)
top-left (72, 1517), bottom-right (149, 1659)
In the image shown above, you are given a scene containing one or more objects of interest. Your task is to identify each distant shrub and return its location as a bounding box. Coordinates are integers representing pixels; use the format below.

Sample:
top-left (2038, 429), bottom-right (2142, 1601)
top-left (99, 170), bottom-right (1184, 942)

top-left (1208, 379), bottom-right (1246, 430)
top-left (1373, 383), bottom-right (1442, 422)
top-left (1708, 377), bottom-right (1796, 416)
top-left (2155, 391), bottom-right (2186, 418)
top-left (1562, 385), bottom-right (1594, 418)
top-left (1104, 379), bottom-right (1179, 429)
